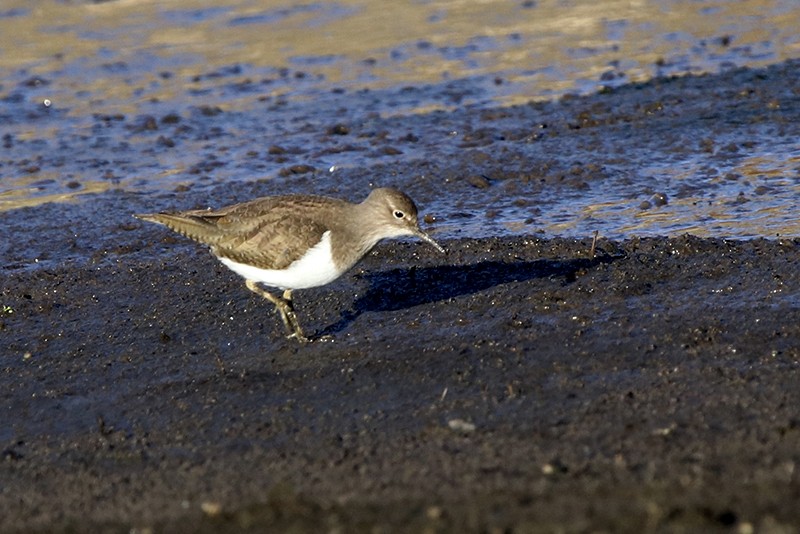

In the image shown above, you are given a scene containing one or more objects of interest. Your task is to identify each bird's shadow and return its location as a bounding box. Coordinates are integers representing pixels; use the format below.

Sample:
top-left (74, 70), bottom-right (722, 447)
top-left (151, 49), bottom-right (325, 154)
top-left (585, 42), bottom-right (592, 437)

top-left (316, 250), bottom-right (624, 337)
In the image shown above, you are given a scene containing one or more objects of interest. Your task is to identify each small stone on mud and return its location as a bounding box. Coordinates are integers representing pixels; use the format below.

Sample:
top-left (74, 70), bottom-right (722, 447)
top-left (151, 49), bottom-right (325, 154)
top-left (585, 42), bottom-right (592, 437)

top-left (161, 113), bottom-right (181, 124)
top-left (699, 138), bottom-right (714, 153)
top-left (650, 192), bottom-right (668, 206)
top-left (280, 164), bottom-right (315, 176)
top-left (200, 501), bottom-right (222, 517)
top-left (327, 124), bottom-right (350, 135)
top-left (141, 116), bottom-right (158, 131)
top-left (97, 113), bottom-right (125, 122)
top-left (198, 105), bottom-right (223, 116)
top-left (22, 76), bottom-right (49, 88)
top-left (157, 136), bottom-right (175, 148)
top-left (448, 419), bottom-right (476, 433)
top-left (467, 175), bottom-right (490, 189)
top-left (426, 506), bottom-right (443, 519)
top-left (753, 185), bottom-right (771, 195)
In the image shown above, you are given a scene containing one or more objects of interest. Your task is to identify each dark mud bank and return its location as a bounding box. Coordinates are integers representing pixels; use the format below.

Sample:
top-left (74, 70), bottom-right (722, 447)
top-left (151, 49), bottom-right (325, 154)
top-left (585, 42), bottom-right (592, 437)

top-left (2, 234), bottom-right (800, 532)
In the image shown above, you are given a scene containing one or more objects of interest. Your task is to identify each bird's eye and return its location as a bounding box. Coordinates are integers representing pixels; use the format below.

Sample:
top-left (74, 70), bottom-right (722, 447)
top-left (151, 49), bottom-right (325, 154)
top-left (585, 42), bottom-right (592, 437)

top-left (393, 210), bottom-right (405, 219)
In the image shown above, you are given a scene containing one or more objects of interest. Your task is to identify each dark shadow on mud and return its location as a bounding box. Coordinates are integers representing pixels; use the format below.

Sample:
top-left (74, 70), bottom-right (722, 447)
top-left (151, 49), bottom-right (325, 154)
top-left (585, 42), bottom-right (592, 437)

top-left (317, 251), bottom-right (624, 337)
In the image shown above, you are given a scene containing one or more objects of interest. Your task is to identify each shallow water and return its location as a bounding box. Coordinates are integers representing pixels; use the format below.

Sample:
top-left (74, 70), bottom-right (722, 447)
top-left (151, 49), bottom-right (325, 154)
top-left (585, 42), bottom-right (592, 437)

top-left (502, 134), bottom-right (800, 240)
top-left (1, 0), bottom-right (800, 240)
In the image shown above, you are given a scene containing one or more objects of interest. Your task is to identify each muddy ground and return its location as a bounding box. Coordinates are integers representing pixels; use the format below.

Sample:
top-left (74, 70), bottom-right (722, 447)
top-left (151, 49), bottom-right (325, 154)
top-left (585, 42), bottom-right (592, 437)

top-left (2, 60), bottom-right (800, 533)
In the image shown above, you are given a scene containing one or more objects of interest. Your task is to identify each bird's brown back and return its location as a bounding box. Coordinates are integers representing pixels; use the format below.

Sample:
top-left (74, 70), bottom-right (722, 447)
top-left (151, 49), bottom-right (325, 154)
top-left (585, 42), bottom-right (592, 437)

top-left (136, 195), bottom-right (350, 270)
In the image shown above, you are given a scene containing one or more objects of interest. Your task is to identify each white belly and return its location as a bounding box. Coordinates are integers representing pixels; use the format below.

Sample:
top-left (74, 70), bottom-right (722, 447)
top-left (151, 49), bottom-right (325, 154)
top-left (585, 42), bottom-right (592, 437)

top-left (217, 231), bottom-right (342, 290)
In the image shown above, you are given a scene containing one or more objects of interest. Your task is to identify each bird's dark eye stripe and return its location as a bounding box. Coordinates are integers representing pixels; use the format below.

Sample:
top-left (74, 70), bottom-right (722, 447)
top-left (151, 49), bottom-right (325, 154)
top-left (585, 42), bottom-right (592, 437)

top-left (394, 210), bottom-right (404, 218)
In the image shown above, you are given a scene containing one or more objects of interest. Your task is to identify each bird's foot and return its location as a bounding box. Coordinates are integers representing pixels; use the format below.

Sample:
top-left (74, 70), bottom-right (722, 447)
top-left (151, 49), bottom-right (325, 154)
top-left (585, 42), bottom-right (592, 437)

top-left (286, 331), bottom-right (310, 343)
top-left (279, 303), bottom-right (308, 343)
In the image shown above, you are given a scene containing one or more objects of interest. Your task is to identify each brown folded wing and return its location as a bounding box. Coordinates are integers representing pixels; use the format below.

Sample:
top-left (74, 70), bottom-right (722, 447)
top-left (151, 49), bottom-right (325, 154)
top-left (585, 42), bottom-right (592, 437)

top-left (136, 195), bottom-right (343, 270)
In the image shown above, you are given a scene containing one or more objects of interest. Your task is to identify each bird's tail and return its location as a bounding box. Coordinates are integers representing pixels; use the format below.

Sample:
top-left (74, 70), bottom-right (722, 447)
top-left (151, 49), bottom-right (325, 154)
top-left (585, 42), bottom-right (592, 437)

top-left (134, 211), bottom-right (225, 245)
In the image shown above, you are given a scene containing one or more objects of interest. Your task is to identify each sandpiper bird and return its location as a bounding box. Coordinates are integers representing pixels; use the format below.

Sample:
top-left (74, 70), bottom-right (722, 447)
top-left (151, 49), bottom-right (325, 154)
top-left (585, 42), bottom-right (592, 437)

top-left (135, 187), bottom-right (444, 342)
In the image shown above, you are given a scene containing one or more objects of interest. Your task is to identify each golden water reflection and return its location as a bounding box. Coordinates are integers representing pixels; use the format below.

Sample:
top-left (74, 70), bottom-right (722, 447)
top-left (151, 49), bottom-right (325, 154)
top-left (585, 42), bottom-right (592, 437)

top-left (1, 0), bottom-right (799, 237)
top-left (2, 0), bottom-right (798, 114)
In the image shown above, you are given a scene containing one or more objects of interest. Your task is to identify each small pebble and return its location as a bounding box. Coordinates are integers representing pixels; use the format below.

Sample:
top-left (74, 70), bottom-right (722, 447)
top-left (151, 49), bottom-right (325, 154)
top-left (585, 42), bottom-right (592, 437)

top-left (161, 113), bottom-right (181, 124)
top-left (426, 505), bottom-right (443, 519)
top-left (381, 146), bottom-right (403, 155)
top-left (650, 192), bottom-right (668, 206)
top-left (467, 175), bottom-right (490, 189)
top-left (200, 501), bottom-right (222, 517)
top-left (327, 124), bottom-right (349, 135)
top-left (280, 164), bottom-right (315, 176)
top-left (157, 136), bottom-right (175, 148)
top-left (447, 419), bottom-right (476, 433)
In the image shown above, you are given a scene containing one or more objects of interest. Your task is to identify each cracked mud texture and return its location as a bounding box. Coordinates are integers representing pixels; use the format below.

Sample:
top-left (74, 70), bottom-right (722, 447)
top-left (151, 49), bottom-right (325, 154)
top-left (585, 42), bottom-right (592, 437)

top-left (3, 61), bottom-right (800, 533)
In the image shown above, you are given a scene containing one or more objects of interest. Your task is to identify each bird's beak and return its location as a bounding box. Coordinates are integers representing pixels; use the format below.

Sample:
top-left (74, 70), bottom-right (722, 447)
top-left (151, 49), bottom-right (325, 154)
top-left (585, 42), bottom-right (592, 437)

top-left (415, 229), bottom-right (446, 254)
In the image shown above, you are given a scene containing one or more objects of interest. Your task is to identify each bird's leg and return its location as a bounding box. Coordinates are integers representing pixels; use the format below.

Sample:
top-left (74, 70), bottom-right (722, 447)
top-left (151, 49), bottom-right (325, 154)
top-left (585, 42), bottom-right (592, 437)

top-left (245, 280), bottom-right (309, 342)
top-left (280, 289), bottom-right (307, 341)
top-left (245, 280), bottom-right (292, 331)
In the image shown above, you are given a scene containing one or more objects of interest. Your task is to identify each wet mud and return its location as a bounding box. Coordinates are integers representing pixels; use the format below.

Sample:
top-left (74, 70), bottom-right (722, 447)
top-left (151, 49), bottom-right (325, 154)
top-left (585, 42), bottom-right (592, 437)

top-left (3, 61), bottom-right (800, 532)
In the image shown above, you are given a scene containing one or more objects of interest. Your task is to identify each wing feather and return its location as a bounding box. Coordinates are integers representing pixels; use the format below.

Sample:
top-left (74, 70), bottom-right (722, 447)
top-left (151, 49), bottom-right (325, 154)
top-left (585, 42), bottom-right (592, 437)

top-left (136, 195), bottom-right (345, 271)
